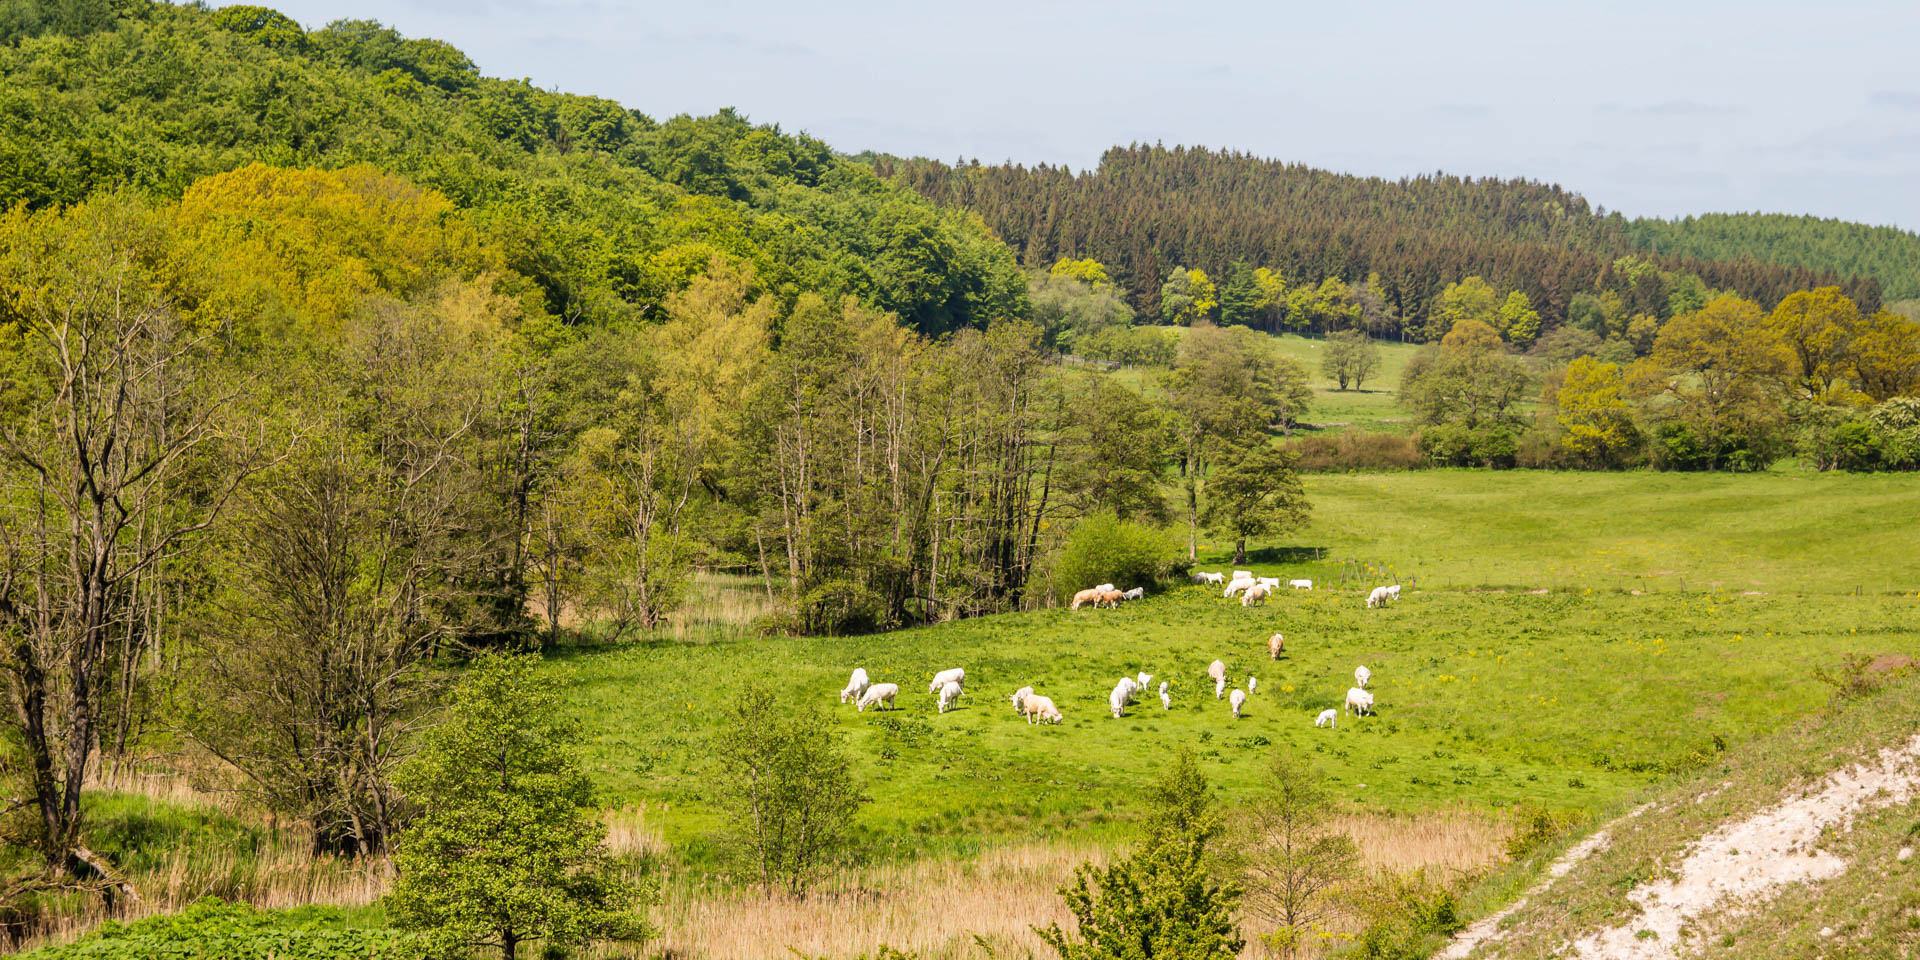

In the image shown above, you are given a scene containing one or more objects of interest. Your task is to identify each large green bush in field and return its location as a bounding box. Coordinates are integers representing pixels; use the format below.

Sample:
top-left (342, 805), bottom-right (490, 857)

top-left (1051, 512), bottom-right (1179, 603)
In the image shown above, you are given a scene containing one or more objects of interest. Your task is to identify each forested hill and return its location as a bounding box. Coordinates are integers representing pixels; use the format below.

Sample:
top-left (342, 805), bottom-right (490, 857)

top-left (0, 2), bottom-right (1025, 334)
top-left (879, 146), bottom-right (1877, 326)
top-left (1626, 213), bottom-right (1920, 302)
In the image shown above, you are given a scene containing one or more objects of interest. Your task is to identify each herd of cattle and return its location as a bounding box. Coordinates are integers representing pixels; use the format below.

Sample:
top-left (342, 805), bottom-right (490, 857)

top-left (837, 572), bottom-right (1402, 728)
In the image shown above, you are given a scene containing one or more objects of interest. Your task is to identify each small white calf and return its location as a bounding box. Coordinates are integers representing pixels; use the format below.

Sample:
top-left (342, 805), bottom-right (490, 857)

top-left (1289, 579), bottom-right (1313, 590)
top-left (857, 683), bottom-right (899, 712)
top-left (1387, 584), bottom-right (1402, 600)
top-left (1247, 676), bottom-right (1258, 695)
top-left (1202, 571), bottom-right (1225, 584)
top-left (1214, 676), bottom-right (1227, 700)
top-left (1355, 666), bottom-right (1371, 688)
top-left (1159, 681), bottom-right (1170, 710)
top-left (1241, 583), bottom-right (1271, 606)
top-left (1230, 688), bottom-right (1247, 718)
top-left (929, 667), bottom-right (966, 695)
top-left (1135, 672), bottom-right (1153, 691)
top-left (1344, 687), bottom-right (1374, 716)
top-left (840, 668), bottom-right (870, 704)
top-left (1256, 576), bottom-right (1280, 588)
top-left (1121, 587), bottom-right (1144, 601)
top-left (1315, 708), bottom-right (1338, 728)
top-left (1268, 633), bottom-right (1285, 659)
top-left (938, 681), bottom-right (962, 713)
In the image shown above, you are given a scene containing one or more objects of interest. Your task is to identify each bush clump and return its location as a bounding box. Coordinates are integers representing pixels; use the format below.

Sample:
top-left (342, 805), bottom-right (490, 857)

top-left (1288, 430), bottom-right (1424, 472)
top-left (14, 899), bottom-right (404, 959)
top-left (1049, 511), bottom-right (1178, 604)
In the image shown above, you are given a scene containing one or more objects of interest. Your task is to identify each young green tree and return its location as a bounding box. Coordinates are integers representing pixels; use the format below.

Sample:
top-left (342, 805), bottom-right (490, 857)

top-left (1320, 329), bottom-right (1382, 390)
top-left (1159, 268), bottom-right (1218, 325)
top-left (1496, 290), bottom-right (1542, 347)
top-left (1039, 751), bottom-right (1243, 959)
top-left (388, 655), bottom-right (654, 960)
top-left (1239, 752), bottom-right (1359, 959)
top-left (713, 683), bottom-right (868, 897)
top-left (1200, 445), bottom-right (1310, 565)
top-left (1423, 276), bottom-right (1501, 342)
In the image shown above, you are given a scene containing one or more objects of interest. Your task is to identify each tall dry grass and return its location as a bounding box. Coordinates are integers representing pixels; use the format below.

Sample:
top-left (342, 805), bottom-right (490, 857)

top-left (627, 805), bottom-right (1509, 960)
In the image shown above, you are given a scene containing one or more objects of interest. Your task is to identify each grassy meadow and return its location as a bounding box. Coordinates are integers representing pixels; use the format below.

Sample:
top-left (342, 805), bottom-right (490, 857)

top-left (554, 470), bottom-right (1920, 859)
top-left (1108, 330), bottom-right (1425, 431)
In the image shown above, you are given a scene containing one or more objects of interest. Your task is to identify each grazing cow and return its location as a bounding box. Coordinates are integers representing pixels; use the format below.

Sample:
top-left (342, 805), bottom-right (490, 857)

top-left (1224, 577), bottom-right (1256, 598)
top-left (1366, 585), bottom-right (1399, 609)
top-left (1289, 579), bottom-right (1313, 590)
top-left (1268, 633), bottom-right (1286, 659)
top-left (1241, 583), bottom-right (1271, 607)
top-left (1315, 708), bottom-right (1338, 728)
top-left (1070, 588), bottom-right (1103, 610)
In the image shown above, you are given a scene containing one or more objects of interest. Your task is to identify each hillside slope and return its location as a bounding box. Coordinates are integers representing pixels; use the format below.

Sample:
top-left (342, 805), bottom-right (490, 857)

top-left (1628, 212), bottom-right (1920, 302)
top-left (1439, 668), bottom-right (1920, 959)
top-left (880, 147), bottom-right (1878, 327)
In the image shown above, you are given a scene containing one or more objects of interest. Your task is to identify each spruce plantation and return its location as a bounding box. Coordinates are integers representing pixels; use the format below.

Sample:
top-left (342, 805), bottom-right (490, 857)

top-left (2, 4), bottom-right (1918, 960)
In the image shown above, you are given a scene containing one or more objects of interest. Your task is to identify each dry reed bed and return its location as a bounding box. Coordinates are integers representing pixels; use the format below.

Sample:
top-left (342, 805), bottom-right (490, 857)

top-left (41, 770), bottom-right (1509, 960)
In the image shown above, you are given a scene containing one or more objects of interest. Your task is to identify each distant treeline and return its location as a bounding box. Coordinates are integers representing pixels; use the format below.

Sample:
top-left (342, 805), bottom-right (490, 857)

top-left (878, 147), bottom-right (1880, 333)
top-left (1626, 212), bottom-right (1920, 302)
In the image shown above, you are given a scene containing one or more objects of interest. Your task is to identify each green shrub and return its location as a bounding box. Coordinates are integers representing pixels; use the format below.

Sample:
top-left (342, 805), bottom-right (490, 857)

top-left (1503, 805), bottom-right (1590, 861)
top-left (14, 899), bottom-right (403, 959)
top-left (1417, 424), bottom-right (1518, 468)
top-left (1050, 512), bottom-right (1178, 604)
top-left (1346, 869), bottom-right (1467, 960)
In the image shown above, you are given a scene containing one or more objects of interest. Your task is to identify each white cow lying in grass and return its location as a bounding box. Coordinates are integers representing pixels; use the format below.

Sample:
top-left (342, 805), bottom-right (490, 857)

top-left (857, 683), bottom-right (899, 712)
top-left (1224, 576), bottom-right (1256, 598)
top-left (1229, 688), bottom-right (1247, 718)
top-left (1241, 583), bottom-right (1271, 607)
top-left (929, 667), bottom-right (965, 695)
top-left (1289, 579), bottom-right (1313, 590)
top-left (840, 668), bottom-right (870, 704)
top-left (1268, 633), bottom-right (1285, 659)
top-left (1366, 584), bottom-right (1401, 608)
top-left (1345, 687), bottom-right (1374, 716)
top-left (1021, 693), bottom-right (1062, 724)
top-left (1316, 708), bottom-right (1338, 728)
top-left (937, 681), bottom-right (963, 713)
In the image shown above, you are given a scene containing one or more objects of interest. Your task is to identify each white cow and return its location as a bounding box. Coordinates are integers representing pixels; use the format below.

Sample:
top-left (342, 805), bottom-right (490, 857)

top-left (1241, 583), bottom-right (1271, 607)
top-left (1315, 708), bottom-right (1338, 728)
top-left (937, 681), bottom-right (963, 713)
top-left (1224, 577), bottom-right (1256, 598)
top-left (1230, 688), bottom-right (1247, 718)
top-left (1121, 587), bottom-right (1145, 601)
top-left (1202, 571), bottom-right (1225, 584)
top-left (857, 683), bottom-right (899, 712)
top-left (1355, 666), bottom-right (1371, 688)
top-left (1022, 694), bottom-right (1062, 725)
top-left (929, 667), bottom-right (966, 695)
top-left (1268, 633), bottom-right (1285, 659)
top-left (1135, 672), bottom-right (1153, 691)
top-left (1247, 676), bottom-right (1258, 695)
top-left (1366, 585), bottom-right (1399, 609)
top-left (1009, 685), bottom-right (1034, 713)
top-left (1233, 570), bottom-right (1254, 580)
top-left (1345, 687), bottom-right (1375, 716)
top-left (840, 668), bottom-right (871, 704)
top-left (1256, 576), bottom-right (1280, 589)
top-left (1159, 681), bottom-right (1171, 710)
top-left (1289, 579), bottom-right (1313, 590)
top-left (1094, 583), bottom-right (1116, 593)
top-left (1109, 681), bottom-right (1134, 719)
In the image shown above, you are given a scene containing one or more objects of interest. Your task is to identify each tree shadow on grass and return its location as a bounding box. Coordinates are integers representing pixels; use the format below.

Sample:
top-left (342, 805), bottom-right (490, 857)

top-left (1243, 546), bottom-right (1328, 564)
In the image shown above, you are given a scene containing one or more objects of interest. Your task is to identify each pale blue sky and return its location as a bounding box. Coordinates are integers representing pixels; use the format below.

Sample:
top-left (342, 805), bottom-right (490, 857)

top-left (270, 0), bottom-right (1920, 227)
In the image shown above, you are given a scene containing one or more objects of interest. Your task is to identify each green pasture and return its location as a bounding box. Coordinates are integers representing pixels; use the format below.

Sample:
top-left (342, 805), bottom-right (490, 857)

top-left (551, 469), bottom-right (1920, 862)
top-left (1104, 329), bottom-right (1425, 430)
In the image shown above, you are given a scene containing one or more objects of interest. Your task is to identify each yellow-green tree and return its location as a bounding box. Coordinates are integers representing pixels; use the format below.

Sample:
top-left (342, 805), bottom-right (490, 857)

top-left (1553, 356), bottom-right (1639, 466)
top-left (1051, 257), bottom-right (1113, 290)
top-left (1424, 276), bottom-right (1500, 342)
top-left (1644, 295), bottom-right (1792, 469)
top-left (1440, 316), bottom-right (1502, 351)
top-left (1850, 310), bottom-right (1920, 401)
top-left (1495, 290), bottom-right (1541, 346)
top-left (1766, 286), bottom-right (1861, 402)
